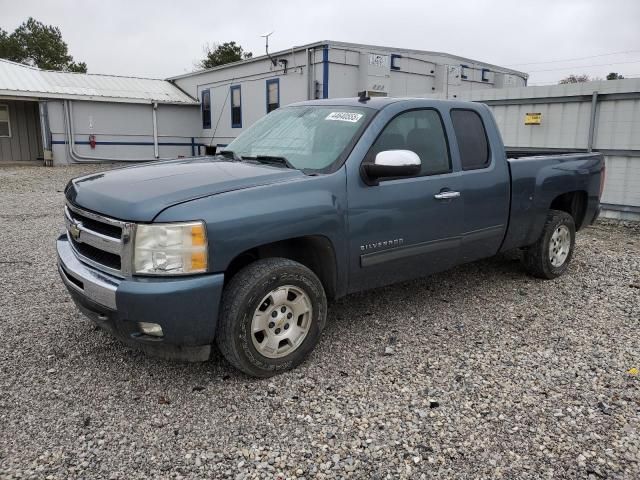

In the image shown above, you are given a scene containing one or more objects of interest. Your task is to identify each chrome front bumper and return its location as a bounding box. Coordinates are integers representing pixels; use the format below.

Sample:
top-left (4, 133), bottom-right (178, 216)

top-left (57, 234), bottom-right (119, 310)
top-left (57, 232), bottom-right (225, 360)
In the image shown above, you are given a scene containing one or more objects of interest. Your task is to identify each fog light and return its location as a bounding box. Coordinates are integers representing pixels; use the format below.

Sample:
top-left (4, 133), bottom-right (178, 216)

top-left (138, 322), bottom-right (164, 337)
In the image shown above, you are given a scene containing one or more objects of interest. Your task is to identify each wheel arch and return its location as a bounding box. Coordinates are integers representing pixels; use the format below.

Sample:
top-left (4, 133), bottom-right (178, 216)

top-left (549, 190), bottom-right (589, 230)
top-left (223, 235), bottom-right (339, 300)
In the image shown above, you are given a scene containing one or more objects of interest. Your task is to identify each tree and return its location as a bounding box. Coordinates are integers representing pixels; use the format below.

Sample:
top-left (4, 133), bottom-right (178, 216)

top-left (199, 41), bottom-right (252, 69)
top-left (558, 74), bottom-right (591, 84)
top-left (0, 17), bottom-right (87, 72)
top-left (606, 72), bottom-right (624, 80)
top-left (0, 28), bottom-right (19, 60)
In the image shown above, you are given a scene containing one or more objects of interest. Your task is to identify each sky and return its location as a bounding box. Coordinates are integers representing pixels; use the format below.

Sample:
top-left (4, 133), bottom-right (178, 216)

top-left (1, 0), bottom-right (639, 85)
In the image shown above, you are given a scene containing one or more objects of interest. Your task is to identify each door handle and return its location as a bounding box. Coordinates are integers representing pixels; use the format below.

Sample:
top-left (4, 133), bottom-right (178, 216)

top-left (434, 191), bottom-right (461, 200)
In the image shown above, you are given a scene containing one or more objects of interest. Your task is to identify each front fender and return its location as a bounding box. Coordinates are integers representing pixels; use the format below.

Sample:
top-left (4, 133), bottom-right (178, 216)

top-left (154, 170), bottom-right (349, 294)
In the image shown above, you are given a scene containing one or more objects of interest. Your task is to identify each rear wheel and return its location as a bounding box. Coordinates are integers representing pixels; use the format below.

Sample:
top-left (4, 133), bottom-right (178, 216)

top-left (522, 209), bottom-right (576, 279)
top-left (216, 258), bottom-right (327, 377)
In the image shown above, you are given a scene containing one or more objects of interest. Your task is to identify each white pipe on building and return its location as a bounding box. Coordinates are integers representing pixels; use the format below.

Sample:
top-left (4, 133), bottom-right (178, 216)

top-left (306, 48), bottom-right (312, 100)
top-left (152, 102), bottom-right (159, 159)
top-left (39, 101), bottom-right (53, 166)
top-left (63, 100), bottom-right (173, 163)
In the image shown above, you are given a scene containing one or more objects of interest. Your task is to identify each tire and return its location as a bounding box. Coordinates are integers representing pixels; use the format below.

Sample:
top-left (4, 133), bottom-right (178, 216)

top-left (216, 258), bottom-right (327, 377)
top-left (522, 209), bottom-right (576, 279)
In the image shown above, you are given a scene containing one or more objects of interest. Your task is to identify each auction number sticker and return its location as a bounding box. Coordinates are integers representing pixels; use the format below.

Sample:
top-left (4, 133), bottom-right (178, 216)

top-left (325, 112), bottom-right (364, 123)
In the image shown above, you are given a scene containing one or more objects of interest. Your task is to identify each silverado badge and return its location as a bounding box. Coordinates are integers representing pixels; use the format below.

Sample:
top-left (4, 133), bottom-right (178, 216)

top-left (360, 238), bottom-right (404, 252)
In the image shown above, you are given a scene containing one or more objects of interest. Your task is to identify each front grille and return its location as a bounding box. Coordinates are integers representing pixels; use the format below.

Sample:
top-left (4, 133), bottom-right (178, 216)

top-left (67, 209), bottom-right (122, 239)
top-left (70, 237), bottom-right (122, 270)
top-left (65, 202), bottom-right (132, 277)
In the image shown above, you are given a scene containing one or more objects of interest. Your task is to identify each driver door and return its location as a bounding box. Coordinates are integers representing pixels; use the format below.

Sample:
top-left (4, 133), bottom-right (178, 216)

top-left (346, 108), bottom-right (464, 292)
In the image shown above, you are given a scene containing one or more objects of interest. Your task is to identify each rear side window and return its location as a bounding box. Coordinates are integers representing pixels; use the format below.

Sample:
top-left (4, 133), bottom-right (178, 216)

top-left (451, 109), bottom-right (490, 170)
top-left (368, 109), bottom-right (451, 176)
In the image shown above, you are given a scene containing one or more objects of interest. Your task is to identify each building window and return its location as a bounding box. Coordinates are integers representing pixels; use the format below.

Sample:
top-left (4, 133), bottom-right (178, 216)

top-left (451, 109), bottom-right (490, 170)
top-left (201, 90), bottom-right (211, 129)
top-left (230, 85), bottom-right (242, 128)
top-left (0, 104), bottom-right (10, 137)
top-left (266, 78), bottom-right (279, 113)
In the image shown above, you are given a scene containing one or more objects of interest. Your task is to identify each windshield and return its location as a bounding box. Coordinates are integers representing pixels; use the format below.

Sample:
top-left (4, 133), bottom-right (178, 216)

top-left (225, 105), bottom-right (374, 172)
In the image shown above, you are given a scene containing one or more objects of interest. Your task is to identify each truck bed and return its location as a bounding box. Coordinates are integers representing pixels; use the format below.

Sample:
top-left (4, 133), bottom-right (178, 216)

top-left (501, 152), bottom-right (604, 252)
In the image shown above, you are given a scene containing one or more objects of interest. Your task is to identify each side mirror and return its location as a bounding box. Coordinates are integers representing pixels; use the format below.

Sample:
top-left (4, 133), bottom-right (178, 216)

top-left (362, 150), bottom-right (421, 184)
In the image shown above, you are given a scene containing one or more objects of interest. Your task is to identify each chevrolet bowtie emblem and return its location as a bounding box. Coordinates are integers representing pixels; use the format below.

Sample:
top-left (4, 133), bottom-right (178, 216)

top-left (69, 221), bottom-right (81, 240)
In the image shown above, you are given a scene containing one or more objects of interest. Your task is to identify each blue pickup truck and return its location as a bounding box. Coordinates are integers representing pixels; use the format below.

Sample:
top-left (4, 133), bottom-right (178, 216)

top-left (57, 97), bottom-right (604, 376)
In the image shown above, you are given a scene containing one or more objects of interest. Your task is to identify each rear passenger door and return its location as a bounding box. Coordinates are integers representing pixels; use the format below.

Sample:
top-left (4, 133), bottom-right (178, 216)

top-left (450, 108), bottom-right (510, 262)
top-left (346, 108), bottom-right (464, 292)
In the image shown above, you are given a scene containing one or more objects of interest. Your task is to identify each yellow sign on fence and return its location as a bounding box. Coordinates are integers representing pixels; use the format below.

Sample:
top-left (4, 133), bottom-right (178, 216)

top-left (525, 113), bottom-right (542, 125)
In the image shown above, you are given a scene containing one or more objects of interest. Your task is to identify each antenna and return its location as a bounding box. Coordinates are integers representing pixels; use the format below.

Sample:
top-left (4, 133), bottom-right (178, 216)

top-left (358, 90), bottom-right (370, 103)
top-left (261, 31), bottom-right (277, 66)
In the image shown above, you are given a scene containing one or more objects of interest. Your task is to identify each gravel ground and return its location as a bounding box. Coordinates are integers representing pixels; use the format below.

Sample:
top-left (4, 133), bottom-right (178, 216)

top-left (0, 164), bottom-right (639, 480)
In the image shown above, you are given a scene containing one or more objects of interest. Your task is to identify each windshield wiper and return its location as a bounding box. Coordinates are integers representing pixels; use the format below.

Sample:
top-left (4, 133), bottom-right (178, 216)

top-left (241, 155), bottom-right (296, 169)
top-left (218, 150), bottom-right (242, 161)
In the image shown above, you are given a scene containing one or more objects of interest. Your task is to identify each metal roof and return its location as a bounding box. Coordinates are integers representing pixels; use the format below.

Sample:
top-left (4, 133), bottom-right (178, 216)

top-left (168, 40), bottom-right (528, 81)
top-left (0, 59), bottom-right (197, 105)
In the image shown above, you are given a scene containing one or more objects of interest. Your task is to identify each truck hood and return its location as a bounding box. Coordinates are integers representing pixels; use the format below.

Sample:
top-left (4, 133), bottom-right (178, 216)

top-left (66, 157), bottom-right (305, 222)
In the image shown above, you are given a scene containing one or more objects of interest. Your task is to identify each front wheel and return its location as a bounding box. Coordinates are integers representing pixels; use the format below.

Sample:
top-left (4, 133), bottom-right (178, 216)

top-left (216, 258), bottom-right (327, 377)
top-left (522, 209), bottom-right (576, 279)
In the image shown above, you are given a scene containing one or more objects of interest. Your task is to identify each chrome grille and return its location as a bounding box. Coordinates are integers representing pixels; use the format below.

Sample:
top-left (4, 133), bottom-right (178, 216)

top-left (64, 202), bottom-right (134, 277)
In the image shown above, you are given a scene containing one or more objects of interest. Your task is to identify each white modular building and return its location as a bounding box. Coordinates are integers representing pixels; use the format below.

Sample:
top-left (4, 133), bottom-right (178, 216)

top-left (168, 40), bottom-right (528, 150)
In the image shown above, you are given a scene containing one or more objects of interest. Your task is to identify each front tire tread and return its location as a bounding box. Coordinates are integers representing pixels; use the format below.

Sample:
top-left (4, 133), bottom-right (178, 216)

top-left (216, 257), bottom-right (326, 377)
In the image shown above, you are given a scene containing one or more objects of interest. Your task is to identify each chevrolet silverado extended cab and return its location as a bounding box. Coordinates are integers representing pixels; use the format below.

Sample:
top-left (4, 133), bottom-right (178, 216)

top-left (57, 98), bottom-right (604, 377)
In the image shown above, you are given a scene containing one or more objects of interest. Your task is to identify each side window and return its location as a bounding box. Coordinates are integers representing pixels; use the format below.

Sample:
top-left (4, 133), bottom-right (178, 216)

top-left (266, 79), bottom-right (279, 113)
top-left (0, 104), bottom-right (10, 137)
top-left (369, 109), bottom-right (450, 176)
top-left (0, 104), bottom-right (11, 137)
top-left (451, 109), bottom-right (490, 170)
top-left (201, 90), bottom-right (211, 129)
top-left (230, 85), bottom-right (242, 128)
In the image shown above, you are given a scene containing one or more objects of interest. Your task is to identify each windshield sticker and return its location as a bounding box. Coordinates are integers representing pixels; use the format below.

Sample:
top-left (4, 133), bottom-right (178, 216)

top-left (325, 112), bottom-right (364, 123)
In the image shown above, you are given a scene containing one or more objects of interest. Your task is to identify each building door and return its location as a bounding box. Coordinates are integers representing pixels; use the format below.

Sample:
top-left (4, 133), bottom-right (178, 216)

top-left (0, 100), bottom-right (43, 163)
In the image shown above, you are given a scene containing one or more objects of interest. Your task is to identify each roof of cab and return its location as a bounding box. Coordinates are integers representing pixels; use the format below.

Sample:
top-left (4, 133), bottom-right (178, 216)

top-left (289, 96), bottom-right (478, 110)
top-left (289, 97), bottom-right (400, 110)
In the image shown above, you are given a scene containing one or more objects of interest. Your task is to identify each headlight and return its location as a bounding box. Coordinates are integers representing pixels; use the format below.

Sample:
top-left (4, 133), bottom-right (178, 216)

top-left (133, 221), bottom-right (208, 275)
